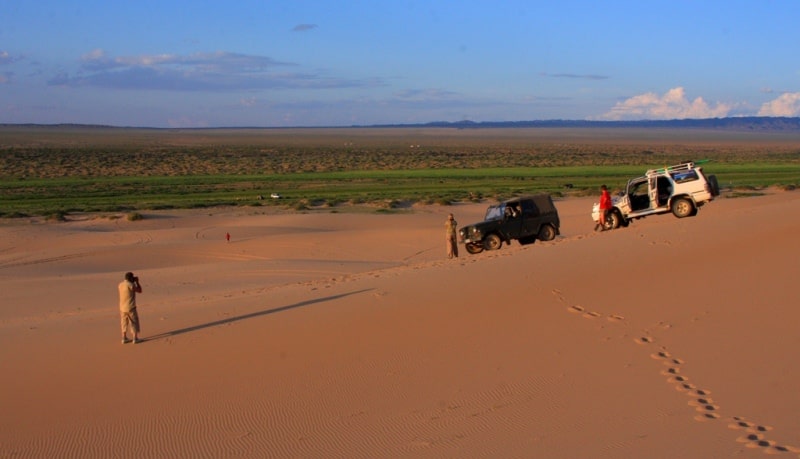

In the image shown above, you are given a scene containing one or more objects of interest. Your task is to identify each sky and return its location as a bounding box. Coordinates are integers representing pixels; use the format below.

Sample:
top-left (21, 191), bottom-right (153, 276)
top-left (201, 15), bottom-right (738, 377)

top-left (2, 1), bottom-right (800, 128)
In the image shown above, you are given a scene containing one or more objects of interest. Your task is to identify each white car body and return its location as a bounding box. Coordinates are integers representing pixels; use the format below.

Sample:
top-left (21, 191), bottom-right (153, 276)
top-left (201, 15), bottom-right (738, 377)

top-left (592, 161), bottom-right (719, 229)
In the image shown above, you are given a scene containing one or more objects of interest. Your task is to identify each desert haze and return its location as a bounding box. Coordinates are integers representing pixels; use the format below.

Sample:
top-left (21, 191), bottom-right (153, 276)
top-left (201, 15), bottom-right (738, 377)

top-left (1, 192), bottom-right (798, 458)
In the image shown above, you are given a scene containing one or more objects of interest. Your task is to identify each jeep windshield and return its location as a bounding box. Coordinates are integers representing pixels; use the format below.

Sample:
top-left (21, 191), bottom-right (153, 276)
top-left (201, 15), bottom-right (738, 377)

top-left (484, 204), bottom-right (505, 221)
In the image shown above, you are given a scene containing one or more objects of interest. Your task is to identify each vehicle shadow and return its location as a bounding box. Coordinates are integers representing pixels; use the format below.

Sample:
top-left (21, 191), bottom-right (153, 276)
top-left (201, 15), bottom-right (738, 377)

top-left (145, 288), bottom-right (373, 342)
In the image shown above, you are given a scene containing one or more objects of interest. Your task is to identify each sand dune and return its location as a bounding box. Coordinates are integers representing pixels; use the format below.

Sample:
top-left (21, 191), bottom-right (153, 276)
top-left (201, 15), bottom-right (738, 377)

top-left (1, 192), bottom-right (798, 458)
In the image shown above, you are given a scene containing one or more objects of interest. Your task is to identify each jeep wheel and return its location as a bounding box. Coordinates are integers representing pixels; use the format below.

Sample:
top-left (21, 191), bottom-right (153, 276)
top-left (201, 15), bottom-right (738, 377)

top-left (483, 234), bottom-right (503, 251)
top-left (537, 224), bottom-right (557, 241)
top-left (465, 242), bottom-right (484, 254)
top-left (671, 198), bottom-right (694, 218)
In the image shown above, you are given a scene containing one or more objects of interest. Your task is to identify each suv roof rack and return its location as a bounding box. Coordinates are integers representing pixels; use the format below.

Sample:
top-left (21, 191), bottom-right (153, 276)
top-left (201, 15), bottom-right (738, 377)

top-left (646, 159), bottom-right (710, 176)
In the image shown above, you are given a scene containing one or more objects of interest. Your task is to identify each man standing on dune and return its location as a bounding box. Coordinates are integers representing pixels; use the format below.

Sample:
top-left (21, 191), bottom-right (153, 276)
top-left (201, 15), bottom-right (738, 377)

top-left (118, 272), bottom-right (143, 344)
top-left (445, 213), bottom-right (459, 259)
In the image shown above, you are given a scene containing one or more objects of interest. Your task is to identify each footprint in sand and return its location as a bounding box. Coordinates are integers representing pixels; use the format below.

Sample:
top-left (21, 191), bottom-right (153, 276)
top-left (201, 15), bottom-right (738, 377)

top-left (553, 290), bottom-right (798, 453)
top-left (568, 306), bottom-right (800, 454)
top-left (650, 350), bottom-right (672, 360)
top-left (689, 399), bottom-right (720, 414)
top-left (676, 383), bottom-right (713, 398)
top-left (728, 418), bottom-right (773, 433)
top-left (730, 420), bottom-right (799, 454)
top-left (668, 374), bottom-right (689, 384)
top-left (689, 397), bottom-right (715, 405)
top-left (661, 367), bottom-right (681, 376)
top-left (695, 412), bottom-right (721, 422)
top-left (565, 305), bottom-right (601, 319)
top-left (674, 381), bottom-right (695, 392)
top-left (735, 433), bottom-right (782, 451)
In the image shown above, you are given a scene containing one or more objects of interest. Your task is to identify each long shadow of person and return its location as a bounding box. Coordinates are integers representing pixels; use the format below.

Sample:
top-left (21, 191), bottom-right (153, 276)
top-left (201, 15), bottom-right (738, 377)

top-left (143, 289), bottom-right (373, 343)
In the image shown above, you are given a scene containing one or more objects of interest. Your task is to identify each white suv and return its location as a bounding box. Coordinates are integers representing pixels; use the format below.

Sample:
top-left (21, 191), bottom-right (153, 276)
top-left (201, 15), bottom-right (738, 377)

top-left (592, 161), bottom-right (720, 229)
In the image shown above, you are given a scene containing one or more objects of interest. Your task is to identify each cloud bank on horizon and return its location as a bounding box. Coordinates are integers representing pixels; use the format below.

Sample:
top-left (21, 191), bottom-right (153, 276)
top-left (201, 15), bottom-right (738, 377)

top-left (1, 2), bottom-right (799, 128)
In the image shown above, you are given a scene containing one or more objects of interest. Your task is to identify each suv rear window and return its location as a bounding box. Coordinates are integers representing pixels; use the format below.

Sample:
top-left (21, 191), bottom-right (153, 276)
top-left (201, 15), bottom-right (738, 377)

top-left (670, 170), bottom-right (699, 183)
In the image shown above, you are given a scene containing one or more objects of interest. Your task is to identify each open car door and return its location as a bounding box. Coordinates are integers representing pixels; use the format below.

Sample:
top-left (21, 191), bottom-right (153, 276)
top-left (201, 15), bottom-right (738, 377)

top-left (648, 175), bottom-right (659, 210)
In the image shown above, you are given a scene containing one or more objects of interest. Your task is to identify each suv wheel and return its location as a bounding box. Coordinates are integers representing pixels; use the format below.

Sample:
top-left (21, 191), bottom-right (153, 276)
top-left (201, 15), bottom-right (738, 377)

top-left (537, 224), bottom-right (557, 241)
top-left (483, 234), bottom-right (503, 251)
top-left (671, 198), bottom-right (694, 218)
top-left (605, 210), bottom-right (622, 230)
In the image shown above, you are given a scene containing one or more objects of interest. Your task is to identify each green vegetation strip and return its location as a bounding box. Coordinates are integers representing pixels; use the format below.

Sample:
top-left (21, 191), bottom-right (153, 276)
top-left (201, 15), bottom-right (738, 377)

top-left (2, 126), bottom-right (799, 217)
top-left (2, 164), bottom-right (799, 217)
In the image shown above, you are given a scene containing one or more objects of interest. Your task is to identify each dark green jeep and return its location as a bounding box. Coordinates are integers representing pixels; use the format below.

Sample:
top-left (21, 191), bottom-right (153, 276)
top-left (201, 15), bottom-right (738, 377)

top-left (459, 194), bottom-right (561, 255)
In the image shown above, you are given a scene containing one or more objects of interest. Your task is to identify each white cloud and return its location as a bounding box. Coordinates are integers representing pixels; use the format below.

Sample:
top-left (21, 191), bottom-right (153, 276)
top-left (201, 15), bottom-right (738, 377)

top-left (239, 97), bottom-right (258, 107)
top-left (757, 92), bottom-right (800, 117)
top-left (117, 54), bottom-right (177, 67)
top-left (52, 50), bottom-right (381, 92)
top-left (601, 87), bottom-right (732, 120)
top-left (540, 72), bottom-right (609, 80)
top-left (0, 50), bottom-right (23, 65)
top-left (393, 88), bottom-right (460, 101)
top-left (81, 49), bottom-right (106, 61)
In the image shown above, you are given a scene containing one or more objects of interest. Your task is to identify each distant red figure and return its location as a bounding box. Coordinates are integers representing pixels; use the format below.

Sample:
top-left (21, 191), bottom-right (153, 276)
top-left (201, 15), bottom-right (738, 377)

top-left (595, 185), bottom-right (612, 231)
top-left (226, 232), bottom-right (231, 242)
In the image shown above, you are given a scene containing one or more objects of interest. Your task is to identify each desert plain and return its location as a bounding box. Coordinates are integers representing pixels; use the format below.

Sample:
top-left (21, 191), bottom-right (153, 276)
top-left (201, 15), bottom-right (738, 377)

top-left (0, 189), bottom-right (799, 458)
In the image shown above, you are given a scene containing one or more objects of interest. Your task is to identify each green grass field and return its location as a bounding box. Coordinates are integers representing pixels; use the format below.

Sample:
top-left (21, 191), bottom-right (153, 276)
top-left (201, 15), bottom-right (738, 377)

top-left (2, 126), bottom-right (798, 217)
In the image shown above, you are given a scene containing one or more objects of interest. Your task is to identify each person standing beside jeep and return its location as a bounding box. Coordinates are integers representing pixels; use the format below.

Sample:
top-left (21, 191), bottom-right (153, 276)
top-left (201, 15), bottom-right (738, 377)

top-left (445, 213), bottom-right (459, 259)
top-left (118, 272), bottom-right (143, 344)
top-left (596, 185), bottom-right (612, 231)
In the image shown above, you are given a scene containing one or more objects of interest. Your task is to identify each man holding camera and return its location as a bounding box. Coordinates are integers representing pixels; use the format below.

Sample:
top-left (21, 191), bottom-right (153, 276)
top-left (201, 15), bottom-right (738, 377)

top-left (118, 272), bottom-right (143, 344)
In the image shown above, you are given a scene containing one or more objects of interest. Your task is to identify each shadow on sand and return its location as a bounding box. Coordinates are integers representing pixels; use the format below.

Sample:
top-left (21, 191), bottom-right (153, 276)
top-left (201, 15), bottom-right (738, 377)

top-left (144, 288), bottom-right (373, 342)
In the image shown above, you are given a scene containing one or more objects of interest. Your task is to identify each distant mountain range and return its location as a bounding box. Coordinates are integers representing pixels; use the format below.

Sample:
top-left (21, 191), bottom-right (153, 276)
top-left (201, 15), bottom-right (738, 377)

top-left (4, 116), bottom-right (800, 131)
top-left (368, 116), bottom-right (800, 131)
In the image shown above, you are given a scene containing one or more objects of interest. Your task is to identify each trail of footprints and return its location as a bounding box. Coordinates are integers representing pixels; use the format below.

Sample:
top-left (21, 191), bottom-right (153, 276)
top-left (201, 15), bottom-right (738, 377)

top-left (552, 289), bottom-right (800, 456)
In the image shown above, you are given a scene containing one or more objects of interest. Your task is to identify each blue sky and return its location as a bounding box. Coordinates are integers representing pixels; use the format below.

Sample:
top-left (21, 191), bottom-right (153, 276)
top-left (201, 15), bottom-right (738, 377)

top-left (2, 1), bottom-right (799, 127)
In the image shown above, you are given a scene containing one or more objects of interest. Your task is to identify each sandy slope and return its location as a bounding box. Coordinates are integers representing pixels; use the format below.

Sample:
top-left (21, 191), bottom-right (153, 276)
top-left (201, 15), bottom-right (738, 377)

top-left (1, 192), bottom-right (798, 458)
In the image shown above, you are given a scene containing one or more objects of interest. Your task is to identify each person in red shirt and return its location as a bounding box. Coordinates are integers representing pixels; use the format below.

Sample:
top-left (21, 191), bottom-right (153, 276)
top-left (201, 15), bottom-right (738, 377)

top-left (596, 184), bottom-right (612, 232)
